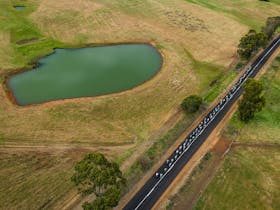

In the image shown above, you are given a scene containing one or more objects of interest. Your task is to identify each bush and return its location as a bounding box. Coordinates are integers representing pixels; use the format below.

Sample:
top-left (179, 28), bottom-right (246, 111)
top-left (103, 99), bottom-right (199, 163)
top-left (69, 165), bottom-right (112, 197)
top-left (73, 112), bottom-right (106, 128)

top-left (138, 156), bottom-right (151, 171)
top-left (204, 152), bottom-right (212, 161)
top-left (181, 95), bottom-right (202, 114)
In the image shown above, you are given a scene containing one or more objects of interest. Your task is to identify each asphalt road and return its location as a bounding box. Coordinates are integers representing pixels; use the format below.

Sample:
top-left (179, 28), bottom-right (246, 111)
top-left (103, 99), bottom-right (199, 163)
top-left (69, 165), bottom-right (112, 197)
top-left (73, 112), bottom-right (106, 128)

top-left (123, 35), bottom-right (280, 210)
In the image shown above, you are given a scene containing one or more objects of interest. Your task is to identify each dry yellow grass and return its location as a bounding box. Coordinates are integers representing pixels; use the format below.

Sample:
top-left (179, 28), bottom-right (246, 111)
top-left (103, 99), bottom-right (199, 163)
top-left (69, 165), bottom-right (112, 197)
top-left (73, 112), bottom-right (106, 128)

top-left (1, 0), bottom-right (249, 148)
top-left (0, 32), bottom-right (14, 69)
top-left (31, 0), bottom-right (247, 66)
top-left (0, 150), bottom-right (75, 210)
top-left (0, 0), bottom-right (279, 209)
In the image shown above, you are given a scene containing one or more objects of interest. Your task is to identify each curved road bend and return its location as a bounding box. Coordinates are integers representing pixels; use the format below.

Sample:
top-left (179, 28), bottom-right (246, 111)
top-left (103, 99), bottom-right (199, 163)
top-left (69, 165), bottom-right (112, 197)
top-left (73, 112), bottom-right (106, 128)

top-left (123, 36), bottom-right (280, 210)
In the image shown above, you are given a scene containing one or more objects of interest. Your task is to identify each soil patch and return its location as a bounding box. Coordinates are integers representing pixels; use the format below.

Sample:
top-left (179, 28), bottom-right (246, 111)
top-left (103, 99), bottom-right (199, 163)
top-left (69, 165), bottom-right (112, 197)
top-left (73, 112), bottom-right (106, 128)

top-left (16, 38), bottom-right (39, 45)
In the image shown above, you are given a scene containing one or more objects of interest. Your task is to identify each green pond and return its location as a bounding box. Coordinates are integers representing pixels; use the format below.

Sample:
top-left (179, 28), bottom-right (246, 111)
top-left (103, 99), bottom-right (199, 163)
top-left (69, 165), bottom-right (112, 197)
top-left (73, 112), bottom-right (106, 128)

top-left (8, 44), bottom-right (162, 105)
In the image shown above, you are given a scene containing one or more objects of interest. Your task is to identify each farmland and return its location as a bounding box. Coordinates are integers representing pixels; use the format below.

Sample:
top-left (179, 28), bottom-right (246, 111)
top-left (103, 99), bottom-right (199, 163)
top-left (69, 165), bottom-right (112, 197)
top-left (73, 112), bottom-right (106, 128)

top-left (0, 0), bottom-right (279, 209)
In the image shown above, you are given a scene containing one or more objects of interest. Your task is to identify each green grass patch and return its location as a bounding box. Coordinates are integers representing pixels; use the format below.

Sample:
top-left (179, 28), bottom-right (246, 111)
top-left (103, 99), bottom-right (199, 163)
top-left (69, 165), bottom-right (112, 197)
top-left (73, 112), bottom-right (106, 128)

top-left (203, 70), bottom-right (237, 103)
top-left (185, 0), bottom-right (278, 30)
top-left (0, 134), bottom-right (4, 144)
top-left (185, 50), bottom-right (224, 92)
top-left (0, 0), bottom-right (63, 69)
top-left (12, 39), bottom-right (64, 68)
top-left (184, 49), bottom-right (234, 104)
top-left (194, 148), bottom-right (280, 210)
top-left (270, 0), bottom-right (280, 6)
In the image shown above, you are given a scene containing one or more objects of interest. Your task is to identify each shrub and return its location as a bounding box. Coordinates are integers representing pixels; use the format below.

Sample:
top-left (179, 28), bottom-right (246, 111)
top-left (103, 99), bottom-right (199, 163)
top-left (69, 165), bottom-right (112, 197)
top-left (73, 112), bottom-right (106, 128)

top-left (181, 95), bottom-right (203, 114)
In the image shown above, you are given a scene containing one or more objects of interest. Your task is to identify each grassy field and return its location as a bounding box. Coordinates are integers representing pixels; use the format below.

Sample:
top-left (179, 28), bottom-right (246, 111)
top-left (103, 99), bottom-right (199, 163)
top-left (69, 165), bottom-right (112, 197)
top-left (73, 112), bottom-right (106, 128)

top-left (0, 0), bottom-right (279, 209)
top-left (189, 57), bottom-right (280, 209)
top-left (0, 150), bottom-right (76, 210)
top-left (186, 0), bottom-right (280, 30)
top-left (194, 147), bottom-right (280, 210)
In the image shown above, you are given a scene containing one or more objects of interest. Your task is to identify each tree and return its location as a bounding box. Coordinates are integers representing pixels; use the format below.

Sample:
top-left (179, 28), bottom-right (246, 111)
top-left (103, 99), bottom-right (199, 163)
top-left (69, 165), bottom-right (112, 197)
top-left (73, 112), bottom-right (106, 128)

top-left (262, 16), bottom-right (280, 39)
top-left (181, 95), bottom-right (202, 113)
top-left (238, 79), bottom-right (265, 122)
top-left (71, 153), bottom-right (126, 210)
top-left (237, 30), bottom-right (268, 60)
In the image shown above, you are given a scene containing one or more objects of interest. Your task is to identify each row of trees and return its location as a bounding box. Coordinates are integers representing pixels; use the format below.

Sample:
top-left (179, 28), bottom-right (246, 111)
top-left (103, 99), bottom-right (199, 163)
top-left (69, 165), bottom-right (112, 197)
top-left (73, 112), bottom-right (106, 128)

top-left (238, 16), bottom-right (280, 60)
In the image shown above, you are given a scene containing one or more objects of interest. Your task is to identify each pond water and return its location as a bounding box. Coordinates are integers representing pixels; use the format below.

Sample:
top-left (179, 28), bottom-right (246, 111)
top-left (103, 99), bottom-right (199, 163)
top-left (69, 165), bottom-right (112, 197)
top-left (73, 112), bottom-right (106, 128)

top-left (14, 6), bottom-right (26, 10)
top-left (8, 44), bottom-right (162, 105)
